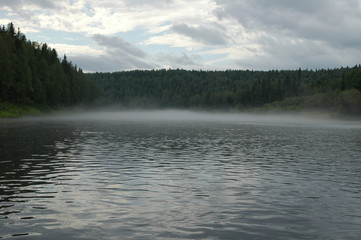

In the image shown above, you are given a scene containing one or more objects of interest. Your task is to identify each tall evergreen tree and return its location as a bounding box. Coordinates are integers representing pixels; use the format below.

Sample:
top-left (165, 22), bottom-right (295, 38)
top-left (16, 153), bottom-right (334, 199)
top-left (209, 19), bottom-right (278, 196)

top-left (0, 23), bottom-right (99, 107)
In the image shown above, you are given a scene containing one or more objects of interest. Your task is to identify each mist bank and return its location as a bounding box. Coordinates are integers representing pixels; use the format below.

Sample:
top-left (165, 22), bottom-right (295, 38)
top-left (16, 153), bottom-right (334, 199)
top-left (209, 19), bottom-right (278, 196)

top-left (10, 109), bottom-right (360, 129)
top-left (2, 101), bottom-right (360, 121)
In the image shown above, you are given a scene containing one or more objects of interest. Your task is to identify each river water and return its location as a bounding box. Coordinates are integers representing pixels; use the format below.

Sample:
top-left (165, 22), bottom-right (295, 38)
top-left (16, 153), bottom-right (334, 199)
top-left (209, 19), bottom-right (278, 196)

top-left (1, 111), bottom-right (361, 240)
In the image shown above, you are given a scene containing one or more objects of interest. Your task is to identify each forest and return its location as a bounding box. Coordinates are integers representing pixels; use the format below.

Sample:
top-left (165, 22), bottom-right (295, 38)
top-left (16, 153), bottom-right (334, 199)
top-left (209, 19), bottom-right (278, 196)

top-left (1, 22), bottom-right (361, 116)
top-left (0, 23), bottom-right (98, 116)
top-left (89, 66), bottom-right (361, 115)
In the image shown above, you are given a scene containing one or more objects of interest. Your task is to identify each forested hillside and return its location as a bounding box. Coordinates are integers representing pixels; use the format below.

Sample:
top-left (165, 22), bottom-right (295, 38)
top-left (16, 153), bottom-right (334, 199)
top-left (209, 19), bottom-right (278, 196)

top-left (0, 23), bottom-right (99, 108)
top-left (90, 66), bottom-right (361, 114)
top-left (1, 22), bottom-right (361, 116)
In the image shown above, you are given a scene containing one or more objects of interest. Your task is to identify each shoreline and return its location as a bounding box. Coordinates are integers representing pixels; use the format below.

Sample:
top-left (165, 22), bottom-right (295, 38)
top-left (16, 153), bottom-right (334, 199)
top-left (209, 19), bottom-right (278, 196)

top-left (0, 102), bottom-right (44, 118)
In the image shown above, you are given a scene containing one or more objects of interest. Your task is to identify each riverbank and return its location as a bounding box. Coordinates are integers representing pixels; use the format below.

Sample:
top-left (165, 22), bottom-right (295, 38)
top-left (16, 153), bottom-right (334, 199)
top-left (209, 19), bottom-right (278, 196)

top-left (0, 102), bottom-right (99, 119)
top-left (0, 102), bottom-right (43, 118)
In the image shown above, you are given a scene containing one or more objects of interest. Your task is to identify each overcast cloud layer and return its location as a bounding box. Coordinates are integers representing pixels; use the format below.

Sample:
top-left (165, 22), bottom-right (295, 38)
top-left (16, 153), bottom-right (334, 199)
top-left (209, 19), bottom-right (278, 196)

top-left (1, 0), bottom-right (360, 72)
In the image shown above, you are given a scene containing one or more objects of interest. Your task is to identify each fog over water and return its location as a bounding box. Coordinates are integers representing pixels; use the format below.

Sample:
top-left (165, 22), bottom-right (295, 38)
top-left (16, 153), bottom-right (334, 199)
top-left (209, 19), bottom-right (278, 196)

top-left (16, 109), bottom-right (361, 128)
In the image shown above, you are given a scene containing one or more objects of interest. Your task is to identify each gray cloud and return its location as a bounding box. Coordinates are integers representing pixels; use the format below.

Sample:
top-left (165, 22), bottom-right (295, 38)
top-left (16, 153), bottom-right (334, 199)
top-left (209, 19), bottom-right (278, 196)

top-left (70, 34), bottom-right (154, 72)
top-left (70, 54), bottom-right (155, 72)
top-left (216, 0), bottom-right (361, 48)
top-left (122, 0), bottom-right (173, 8)
top-left (2, 0), bottom-right (57, 9)
top-left (171, 23), bottom-right (228, 46)
top-left (215, 0), bottom-right (361, 69)
top-left (235, 34), bottom-right (361, 70)
top-left (93, 34), bottom-right (147, 58)
top-left (71, 35), bottom-right (202, 71)
top-left (157, 52), bottom-right (201, 68)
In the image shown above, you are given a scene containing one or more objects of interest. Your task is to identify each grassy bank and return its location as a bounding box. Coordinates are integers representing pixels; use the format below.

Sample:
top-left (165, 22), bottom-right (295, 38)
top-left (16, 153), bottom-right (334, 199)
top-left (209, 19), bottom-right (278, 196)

top-left (0, 102), bottom-right (43, 118)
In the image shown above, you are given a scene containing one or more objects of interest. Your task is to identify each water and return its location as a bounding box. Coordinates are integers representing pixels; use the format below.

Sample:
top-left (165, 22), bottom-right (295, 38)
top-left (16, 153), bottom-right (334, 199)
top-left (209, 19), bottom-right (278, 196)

top-left (1, 111), bottom-right (361, 240)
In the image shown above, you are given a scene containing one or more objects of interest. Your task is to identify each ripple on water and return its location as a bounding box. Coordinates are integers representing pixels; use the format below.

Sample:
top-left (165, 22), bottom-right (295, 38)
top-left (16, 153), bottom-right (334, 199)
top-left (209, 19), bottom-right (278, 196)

top-left (0, 120), bottom-right (361, 239)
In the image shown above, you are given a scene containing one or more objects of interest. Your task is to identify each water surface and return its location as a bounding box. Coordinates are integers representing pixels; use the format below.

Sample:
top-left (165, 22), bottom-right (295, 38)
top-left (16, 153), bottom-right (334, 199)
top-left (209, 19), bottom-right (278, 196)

top-left (1, 111), bottom-right (361, 239)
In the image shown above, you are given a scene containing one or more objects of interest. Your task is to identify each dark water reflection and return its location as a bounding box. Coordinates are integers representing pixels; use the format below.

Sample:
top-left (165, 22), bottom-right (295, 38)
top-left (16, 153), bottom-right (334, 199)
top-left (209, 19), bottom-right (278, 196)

top-left (1, 112), bottom-right (361, 239)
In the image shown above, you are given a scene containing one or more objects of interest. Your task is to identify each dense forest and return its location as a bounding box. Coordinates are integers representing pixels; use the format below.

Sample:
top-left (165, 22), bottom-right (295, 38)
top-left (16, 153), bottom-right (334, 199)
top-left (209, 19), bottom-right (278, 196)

top-left (0, 23), bottom-right (99, 108)
top-left (1, 22), bottom-right (361, 116)
top-left (89, 66), bottom-right (361, 114)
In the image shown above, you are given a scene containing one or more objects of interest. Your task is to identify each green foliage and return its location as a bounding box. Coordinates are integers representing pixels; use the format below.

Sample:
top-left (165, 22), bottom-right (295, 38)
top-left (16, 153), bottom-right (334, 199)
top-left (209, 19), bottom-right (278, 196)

top-left (337, 89), bottom-right (361, 115)
top-left (89, 66), bottom-right (361, 115)
top-left (2, 23), bottom-right (360, 116)
top-left (0, 102), bottom-right (41, 118)
top-left (0, 23), bottom-right (99, 109)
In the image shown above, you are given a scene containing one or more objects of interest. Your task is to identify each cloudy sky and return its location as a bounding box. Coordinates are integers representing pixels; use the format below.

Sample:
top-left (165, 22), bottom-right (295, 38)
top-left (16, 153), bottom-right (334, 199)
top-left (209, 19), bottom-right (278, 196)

top-left (1, 0), bottom-right (361, 72)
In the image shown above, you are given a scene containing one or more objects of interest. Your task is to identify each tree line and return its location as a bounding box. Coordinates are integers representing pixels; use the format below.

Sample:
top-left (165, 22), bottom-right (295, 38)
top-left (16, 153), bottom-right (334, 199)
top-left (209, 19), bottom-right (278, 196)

top-left (89, 66), bottom-right (361, 114)
top-left (1, 22), bottom-right (360, 115)
top-left (0, 23), bottom-right (99, 107)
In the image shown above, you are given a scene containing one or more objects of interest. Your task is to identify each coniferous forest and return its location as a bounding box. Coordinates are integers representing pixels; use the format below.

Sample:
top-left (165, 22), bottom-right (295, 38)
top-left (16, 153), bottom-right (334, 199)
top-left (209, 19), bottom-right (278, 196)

top-left (89, 66), bottom-right (361, 115)
top-left (0, 23), bottom-right (99, 110)
top-left (1, 22), bottom-right (361, 116)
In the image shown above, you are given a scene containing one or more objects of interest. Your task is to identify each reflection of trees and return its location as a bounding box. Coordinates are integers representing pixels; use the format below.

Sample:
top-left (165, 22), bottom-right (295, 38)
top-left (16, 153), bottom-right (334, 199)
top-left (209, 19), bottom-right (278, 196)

top-left (0, 122), bottom-right (78, 203)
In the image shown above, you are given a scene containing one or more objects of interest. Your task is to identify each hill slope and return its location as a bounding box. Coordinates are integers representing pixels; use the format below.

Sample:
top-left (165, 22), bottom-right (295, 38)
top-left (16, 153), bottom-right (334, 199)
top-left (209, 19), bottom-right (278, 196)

top-left (89, 67), bottom-right (361, 115)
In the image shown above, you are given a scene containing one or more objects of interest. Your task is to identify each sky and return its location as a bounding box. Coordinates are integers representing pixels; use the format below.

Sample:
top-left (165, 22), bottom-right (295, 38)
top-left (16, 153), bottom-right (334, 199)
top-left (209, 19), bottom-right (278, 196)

top-left (1, 0), bottom-right (361, 72)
